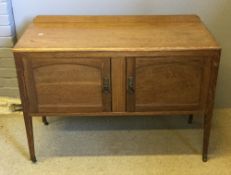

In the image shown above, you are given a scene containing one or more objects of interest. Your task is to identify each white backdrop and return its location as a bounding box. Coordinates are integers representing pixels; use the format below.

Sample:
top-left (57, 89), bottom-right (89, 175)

top-left (11, 0), bottom-right (231, 107)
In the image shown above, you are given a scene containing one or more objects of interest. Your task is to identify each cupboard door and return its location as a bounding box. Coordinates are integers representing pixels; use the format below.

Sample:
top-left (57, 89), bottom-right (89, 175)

top-left (126, 56), bottom-right (210, 112)
top-left (22, 57), bottom-right (111, 113)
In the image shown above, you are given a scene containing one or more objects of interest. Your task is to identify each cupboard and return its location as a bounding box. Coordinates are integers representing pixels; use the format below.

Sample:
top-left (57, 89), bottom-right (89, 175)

top-left (13, 15), bottom-right (221, 162)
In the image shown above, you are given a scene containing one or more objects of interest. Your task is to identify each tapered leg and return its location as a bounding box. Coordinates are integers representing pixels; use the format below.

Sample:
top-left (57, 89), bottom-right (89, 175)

top-left (23, 113), bottom-right (36, 162)
top-left (202, 112), bottom-right (213, 162)
top-left (42, 116), bottom-right (49, 125)
top-left (202, 55), bottom-right (220, 162)
top-left (188, 114), bottom-right (193, 124)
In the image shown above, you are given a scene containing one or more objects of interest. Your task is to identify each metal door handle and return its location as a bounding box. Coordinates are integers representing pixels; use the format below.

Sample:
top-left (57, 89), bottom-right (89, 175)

top-left (128, 77), bottom-right (135, 94)
top-left (103, 77), bottom-right (110, 94)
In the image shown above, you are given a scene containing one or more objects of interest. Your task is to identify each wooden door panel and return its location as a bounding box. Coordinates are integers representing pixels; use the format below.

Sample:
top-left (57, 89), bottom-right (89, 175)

top-left (22, 57), bottom-right (111, 113)
top-left (127, 56), bottom-right (210, 112)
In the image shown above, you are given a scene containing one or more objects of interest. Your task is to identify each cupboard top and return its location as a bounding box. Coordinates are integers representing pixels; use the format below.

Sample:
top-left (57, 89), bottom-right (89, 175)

top-left (13, 15), bottom-right (220, 53)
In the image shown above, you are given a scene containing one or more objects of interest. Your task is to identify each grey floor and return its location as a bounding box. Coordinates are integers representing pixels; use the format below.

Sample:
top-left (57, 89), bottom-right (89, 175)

top-left (0, 109), bottom-right (231, 175)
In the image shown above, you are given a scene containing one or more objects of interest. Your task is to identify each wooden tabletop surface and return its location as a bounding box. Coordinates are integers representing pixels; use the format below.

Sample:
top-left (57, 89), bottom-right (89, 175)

top-left (13, 15), bottom-right (220, 52)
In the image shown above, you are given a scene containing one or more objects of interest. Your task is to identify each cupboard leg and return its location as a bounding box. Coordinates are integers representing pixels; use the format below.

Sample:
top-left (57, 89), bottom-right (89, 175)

top-left (202, 112), bottom-right (213, 162)
top-left (23, 113), bottom-right (36, 162)
top-left (202, 55), bottom-right (220, 162)
top-left (42, 116), bottom-right (49, 125)
top-left (188, 114), bottom-right (193, 124)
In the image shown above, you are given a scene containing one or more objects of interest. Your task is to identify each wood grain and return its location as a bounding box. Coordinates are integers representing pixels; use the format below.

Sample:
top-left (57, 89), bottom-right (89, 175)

top-left (126, 57), bottom-right (136, 112)
top-left (33, 15), bottom-right (201, 23)
top-left (131, 56), bottom-right (210, 112)
top-left (202, 51), bottom-right (221, 162)
top-left (21, 56), bottom-right (111, 113)
top-left (111, 57), bottom-right (126, 112)
top-left (13, 15), bottom-right (220, 52)
top-left (14, 53), bottom-right (36, 162)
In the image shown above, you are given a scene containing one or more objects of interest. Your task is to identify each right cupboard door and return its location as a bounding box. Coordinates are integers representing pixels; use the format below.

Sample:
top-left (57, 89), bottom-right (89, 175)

top-left (126, 56), bottom-right (211, 112)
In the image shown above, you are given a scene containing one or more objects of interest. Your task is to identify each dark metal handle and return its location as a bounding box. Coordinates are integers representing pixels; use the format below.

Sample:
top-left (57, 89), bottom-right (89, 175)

top-left (103, 77), bottom-right (110, 94)
top-left (128, 77), bottom-right (135, 94)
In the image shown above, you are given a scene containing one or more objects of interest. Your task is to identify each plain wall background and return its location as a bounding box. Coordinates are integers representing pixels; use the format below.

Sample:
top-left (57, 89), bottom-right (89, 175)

top-left (11, 0), bottom-right (231, 107)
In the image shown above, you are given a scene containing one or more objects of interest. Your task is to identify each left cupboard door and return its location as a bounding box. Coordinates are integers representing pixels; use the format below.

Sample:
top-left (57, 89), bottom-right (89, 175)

top-left (22, 57), bottom-right (111, 113)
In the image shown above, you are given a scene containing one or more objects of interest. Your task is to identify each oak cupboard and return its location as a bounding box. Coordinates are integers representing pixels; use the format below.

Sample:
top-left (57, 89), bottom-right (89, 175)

top-left (13, 15), bottom-right (221, 162)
